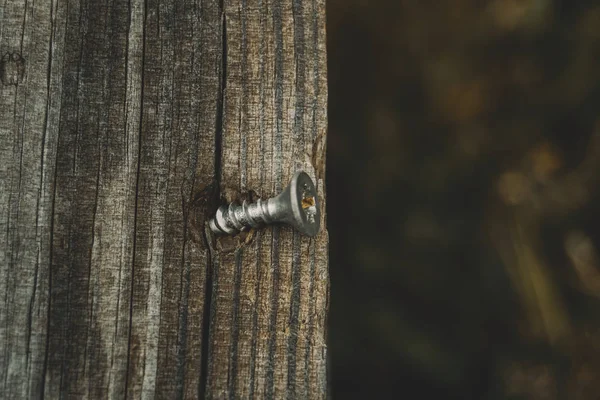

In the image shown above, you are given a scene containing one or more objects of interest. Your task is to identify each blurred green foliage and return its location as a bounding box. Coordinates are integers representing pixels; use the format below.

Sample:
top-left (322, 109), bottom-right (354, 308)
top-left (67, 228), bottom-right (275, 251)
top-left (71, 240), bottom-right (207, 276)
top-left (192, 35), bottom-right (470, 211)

top-left (327, 1), bottom-right (600, 398)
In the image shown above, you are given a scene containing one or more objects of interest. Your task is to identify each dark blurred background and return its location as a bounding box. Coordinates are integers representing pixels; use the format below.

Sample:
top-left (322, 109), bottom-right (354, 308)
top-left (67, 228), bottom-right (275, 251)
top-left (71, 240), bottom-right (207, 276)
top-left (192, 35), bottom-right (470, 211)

top-left (326, 1), bottom-right (600, 398)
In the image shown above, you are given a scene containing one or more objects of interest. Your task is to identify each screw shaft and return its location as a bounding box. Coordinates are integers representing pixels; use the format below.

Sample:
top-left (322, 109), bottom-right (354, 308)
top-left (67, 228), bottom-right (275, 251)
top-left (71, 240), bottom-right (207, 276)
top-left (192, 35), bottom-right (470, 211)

top-left (209, 199), bottom-right (276, 235)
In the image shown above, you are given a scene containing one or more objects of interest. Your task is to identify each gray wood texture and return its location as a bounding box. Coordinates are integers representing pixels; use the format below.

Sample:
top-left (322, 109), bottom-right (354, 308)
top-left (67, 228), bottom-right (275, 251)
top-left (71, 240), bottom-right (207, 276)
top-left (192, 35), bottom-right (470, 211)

top-left (0, 0), bottom-right (328, 398)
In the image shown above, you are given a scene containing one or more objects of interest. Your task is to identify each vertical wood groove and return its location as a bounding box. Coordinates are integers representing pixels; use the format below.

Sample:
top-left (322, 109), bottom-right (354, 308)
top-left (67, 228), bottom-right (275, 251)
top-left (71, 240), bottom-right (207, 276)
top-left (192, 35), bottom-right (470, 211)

top-left (265, 227), bottom-right (281, 399)
top-left (228, 249), bottom-right (243, 398)
top-left (272, 0), bottom-right (284, 193)
top-left (287, 233), bottom-right (302, 398)
top-left (247, 233), bottom-right (263, 400)
top-left (123, 0), bottom-right (148, 395)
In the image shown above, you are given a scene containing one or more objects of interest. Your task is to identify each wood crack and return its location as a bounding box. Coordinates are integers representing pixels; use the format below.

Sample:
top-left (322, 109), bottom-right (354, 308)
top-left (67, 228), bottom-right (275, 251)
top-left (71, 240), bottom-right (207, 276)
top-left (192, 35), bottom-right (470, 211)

top-left (199, 8), bottom-right (228, 398)
top-left (214, 11), bottom-right (227, 191)
top-left (123, 0), bottom-right (148, 397)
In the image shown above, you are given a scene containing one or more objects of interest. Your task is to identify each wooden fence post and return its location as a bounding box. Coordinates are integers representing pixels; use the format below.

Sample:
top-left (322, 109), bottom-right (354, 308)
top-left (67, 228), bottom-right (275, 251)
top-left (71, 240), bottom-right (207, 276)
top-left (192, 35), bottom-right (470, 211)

top-left (0, 0), bottom-right (328, 398)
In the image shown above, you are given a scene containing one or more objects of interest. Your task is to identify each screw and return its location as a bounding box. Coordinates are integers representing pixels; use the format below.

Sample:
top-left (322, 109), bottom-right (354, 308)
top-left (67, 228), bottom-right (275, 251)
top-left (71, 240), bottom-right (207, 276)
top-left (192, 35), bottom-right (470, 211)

top-left (209, 171), bottom-right (320, 237)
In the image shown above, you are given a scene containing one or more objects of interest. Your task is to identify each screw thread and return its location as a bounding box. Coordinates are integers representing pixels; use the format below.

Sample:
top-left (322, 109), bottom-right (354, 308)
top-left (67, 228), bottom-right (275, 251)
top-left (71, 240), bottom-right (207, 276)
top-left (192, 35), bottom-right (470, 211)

top-left (209, 199), bottom-right (274, 235)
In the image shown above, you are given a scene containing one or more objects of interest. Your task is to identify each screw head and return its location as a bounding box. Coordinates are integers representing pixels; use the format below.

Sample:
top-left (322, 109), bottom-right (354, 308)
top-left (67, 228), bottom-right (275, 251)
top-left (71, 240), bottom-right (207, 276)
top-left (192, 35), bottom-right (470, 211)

top-left (288, 171), bottom-right (320, 237)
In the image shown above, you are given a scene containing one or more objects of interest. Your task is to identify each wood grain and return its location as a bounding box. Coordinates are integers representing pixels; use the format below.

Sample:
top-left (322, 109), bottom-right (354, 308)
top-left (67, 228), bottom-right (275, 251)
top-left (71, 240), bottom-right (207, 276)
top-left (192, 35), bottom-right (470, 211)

top-left (0, 0), bottom-right (327, 398)
top-left (204, 0), bottom-right (329, 398)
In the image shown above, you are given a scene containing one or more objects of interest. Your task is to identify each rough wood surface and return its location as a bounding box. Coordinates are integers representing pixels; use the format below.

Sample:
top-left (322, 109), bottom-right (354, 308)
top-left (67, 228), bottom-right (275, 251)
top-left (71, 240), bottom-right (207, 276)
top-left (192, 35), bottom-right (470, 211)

top-left (0, 0), bottom-right (327, 399)
top-left (204, 0), bottom-right (328, 398)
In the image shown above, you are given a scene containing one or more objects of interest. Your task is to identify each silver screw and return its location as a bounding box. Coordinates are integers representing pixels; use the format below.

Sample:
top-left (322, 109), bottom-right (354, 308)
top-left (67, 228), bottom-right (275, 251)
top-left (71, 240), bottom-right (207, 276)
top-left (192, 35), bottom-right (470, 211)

top-left (209, 171), bottom-right (320, 237)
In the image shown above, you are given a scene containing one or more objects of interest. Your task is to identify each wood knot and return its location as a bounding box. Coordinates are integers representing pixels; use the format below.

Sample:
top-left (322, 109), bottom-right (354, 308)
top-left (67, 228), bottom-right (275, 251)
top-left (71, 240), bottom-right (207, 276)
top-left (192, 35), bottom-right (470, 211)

top-left (1, 51), bottom-right (25, 86)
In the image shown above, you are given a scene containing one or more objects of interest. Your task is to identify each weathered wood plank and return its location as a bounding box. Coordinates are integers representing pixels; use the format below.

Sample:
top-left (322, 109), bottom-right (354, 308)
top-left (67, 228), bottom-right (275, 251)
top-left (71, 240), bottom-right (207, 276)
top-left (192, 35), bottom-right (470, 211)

top-left (0, 0), bottom-right (64, 397)
top-left (127, 0), bottom-right (221, 398)
top-left (204, 0), bottom-right (329, 398)
top-left (1, 0), bottom-right (222, 398)
top-left (43, 0), bottom-right (145, 396)
top-left (1, 0), bottom-right (327, 398)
